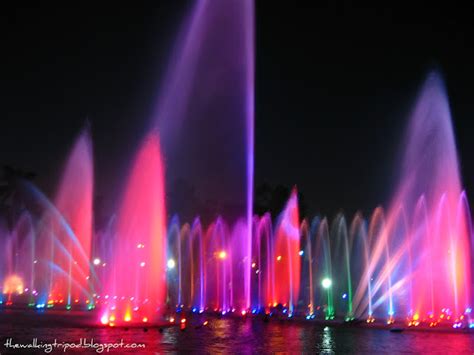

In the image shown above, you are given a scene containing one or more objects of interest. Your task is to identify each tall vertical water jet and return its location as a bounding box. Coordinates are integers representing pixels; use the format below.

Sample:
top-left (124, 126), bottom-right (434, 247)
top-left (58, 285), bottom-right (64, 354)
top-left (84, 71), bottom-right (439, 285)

top-left (152, 0), bottom-right (255, 309)
top-left (53, 127), bottom-right (94, 306)
top-left (396, 72), bottom-right (471, 319)
top-left (101, 133), bottom-right (166, 325)
top-left (353, 71), bottom-right (472, 321)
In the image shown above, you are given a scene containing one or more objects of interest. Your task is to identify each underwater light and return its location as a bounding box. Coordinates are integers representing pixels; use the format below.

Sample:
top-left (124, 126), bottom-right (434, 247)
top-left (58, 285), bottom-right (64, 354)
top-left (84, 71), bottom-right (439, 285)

top-left (322, 278), bottom-right (332, 289)
top-left (167, 259), bottom-right (176, 269)
top-left (93, 258), bottom-right (101, 266)
top-left (3, 275), bottom-right (24, 295)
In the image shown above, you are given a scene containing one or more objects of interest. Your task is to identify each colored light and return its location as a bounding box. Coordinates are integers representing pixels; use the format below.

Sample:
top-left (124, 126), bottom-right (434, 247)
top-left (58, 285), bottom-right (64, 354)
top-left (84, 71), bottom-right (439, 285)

top-left (276, 255), bottom-right (282, 261)
top-left (299, 250), bottom-right (304, 256)
top-left (251, 262), bottom-right (256, 268)
top-left (322, 278), bottom-right (332, 289)
top-left (342, 293), bottom-right (347, 299)
top-left (181, 318), bottom-right (186, 323)
top-left (218, 251), bottom-right (227, 259)
top-left (140, 261), bottom-right (146, 267)
top-left (100, 315), bottom-right (108, 325)
top-left (142, 317), bottom-right (148, 323)
top-left (167, 259), bottom-right (176, 269)
top-left (3, 275), bottom-right (24, 295)
top-left (93, 258), bottom-right (101, 266)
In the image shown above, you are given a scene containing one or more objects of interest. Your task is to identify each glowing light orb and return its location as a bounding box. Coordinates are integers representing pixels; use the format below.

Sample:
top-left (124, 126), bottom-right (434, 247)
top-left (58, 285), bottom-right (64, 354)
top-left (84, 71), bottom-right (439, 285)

top-left (2, 275), bottom-right (24, 295)
top-left (298, 250), bottom-right (304, 256)
top-left (167, 259), bottom-right (176, 269)
top-left (93, 258), bottom-right (101, 266)
top-left (321, 278), bottom-right (332, 289)
top-left (140, 261), bottom-right (146, 267)
top-left (276, 255), bottom-right (282, 261)
top-left (218, 251), bottom-right (227, 259)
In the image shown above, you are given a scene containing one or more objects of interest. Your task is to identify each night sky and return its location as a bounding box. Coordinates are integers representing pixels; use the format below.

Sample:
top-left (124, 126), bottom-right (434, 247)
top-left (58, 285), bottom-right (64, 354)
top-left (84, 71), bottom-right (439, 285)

top-left (1, 1), bottom-right (474, 221)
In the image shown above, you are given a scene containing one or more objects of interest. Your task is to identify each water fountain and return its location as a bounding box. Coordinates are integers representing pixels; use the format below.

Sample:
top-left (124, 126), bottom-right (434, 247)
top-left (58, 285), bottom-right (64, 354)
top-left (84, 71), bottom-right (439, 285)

top-left (100, 133), bottom-right (167, 325)
top-left (0, 0), bottom-right (473, 332)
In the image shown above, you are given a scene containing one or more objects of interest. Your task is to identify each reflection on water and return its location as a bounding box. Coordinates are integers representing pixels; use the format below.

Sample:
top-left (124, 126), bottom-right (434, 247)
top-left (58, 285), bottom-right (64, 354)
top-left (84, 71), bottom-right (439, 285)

top-left (1, 315), bottom-right (474, 354)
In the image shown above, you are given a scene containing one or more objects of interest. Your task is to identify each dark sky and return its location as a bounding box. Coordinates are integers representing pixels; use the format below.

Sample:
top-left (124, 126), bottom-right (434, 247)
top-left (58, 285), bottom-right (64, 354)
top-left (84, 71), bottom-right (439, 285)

top-left (1, 1), bottom-right (474, 220)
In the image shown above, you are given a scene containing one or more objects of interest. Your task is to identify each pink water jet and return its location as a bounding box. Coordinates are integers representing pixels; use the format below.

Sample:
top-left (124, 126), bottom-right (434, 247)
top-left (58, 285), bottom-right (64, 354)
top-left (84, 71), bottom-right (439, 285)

top-left (352, 72), bottom-right (472, 322)
top-left (53, 128), bottom-right (94, 305)
top-left (101, 133), bottom-right (166, 325)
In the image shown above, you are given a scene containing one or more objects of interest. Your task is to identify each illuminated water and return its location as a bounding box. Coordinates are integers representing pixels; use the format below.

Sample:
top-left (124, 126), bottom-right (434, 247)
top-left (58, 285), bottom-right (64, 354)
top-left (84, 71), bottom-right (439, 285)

top-left (1, 313), bottom-right (473, 354)
top-left (0, 0), bottom-right (473, 339)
